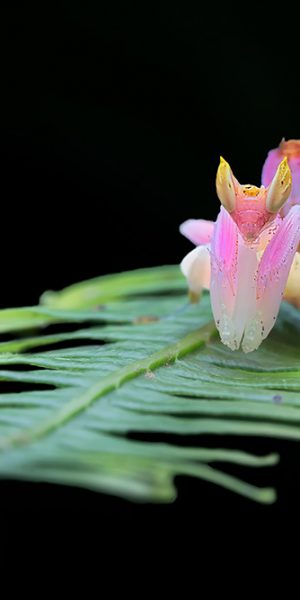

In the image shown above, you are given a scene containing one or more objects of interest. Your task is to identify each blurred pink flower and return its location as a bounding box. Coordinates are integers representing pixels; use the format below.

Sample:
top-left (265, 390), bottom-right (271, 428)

top-left (262, 139), bottom-right (300, 217)
top-left (180, 144), bottom-right (300, 352)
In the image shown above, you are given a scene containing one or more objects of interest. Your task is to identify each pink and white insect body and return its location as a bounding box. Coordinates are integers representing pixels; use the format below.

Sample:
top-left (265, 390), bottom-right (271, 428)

top-left (180, 141), bottom-right (300, 352)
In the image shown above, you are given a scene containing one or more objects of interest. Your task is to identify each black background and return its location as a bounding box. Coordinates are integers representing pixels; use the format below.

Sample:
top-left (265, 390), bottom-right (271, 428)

top-left (2, 1), bottom-right (300, 522)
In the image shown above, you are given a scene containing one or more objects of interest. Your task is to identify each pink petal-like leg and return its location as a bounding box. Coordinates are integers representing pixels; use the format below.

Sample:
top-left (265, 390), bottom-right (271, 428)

top-left (180, 245), bottom-right (211, 302)
top-left (179, 219), bottom-right (214, 246)
top-left (210, 208), bottom-right (259, 350)
top-left (242, 205), bottom-right (300, 352)
top-left (210, 208), bottom-right (238, 348)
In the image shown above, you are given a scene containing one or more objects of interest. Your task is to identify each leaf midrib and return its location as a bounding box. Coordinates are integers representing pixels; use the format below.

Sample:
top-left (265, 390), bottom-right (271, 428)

top-left (0, 321), bottom-right (216, 451)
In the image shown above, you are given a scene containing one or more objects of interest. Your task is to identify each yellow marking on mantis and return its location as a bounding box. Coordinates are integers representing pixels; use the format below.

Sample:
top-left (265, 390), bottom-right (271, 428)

top-left (216, 156), bottom-right (236, 212)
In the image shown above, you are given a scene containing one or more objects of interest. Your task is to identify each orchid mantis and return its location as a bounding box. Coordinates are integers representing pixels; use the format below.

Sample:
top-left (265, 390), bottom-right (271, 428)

top-left (180, 139), bottom-right (300, 352)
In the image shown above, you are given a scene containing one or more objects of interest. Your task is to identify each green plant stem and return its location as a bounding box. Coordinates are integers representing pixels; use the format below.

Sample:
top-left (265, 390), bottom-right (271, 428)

top-left (0, 321), bottom-right (217, 451)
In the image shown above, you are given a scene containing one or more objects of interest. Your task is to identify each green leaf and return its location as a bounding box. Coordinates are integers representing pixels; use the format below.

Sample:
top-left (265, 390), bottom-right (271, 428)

top-left (3, 264), bottom-right (300, 504)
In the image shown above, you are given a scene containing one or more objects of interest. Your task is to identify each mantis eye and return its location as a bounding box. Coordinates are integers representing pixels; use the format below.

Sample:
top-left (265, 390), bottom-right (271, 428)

top-left (266, 157), bottom-right (292, 213)
top-left (216, 156), bottom-right (236, 213)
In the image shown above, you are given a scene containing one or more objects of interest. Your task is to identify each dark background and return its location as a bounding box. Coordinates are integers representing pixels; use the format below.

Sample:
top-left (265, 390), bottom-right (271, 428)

top-left (3, 1), bottom-right (300, 308)
top-left (1, 1), bottom-right (300, 521)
